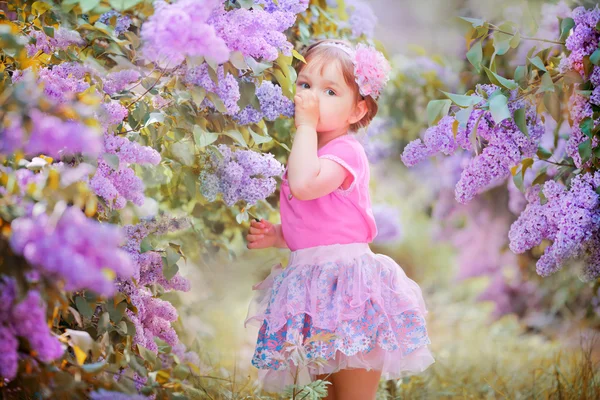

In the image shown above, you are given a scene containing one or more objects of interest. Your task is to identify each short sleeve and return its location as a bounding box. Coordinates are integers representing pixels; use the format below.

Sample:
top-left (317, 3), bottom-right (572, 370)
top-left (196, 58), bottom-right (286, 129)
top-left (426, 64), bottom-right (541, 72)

top-left (318, 138), bottom-right (363, 195)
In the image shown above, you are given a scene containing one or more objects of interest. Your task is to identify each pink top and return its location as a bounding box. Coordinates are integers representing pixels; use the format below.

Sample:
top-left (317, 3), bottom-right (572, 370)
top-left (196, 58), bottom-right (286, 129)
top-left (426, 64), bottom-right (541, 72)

top-left (280, 134), bottom-right (378, 251)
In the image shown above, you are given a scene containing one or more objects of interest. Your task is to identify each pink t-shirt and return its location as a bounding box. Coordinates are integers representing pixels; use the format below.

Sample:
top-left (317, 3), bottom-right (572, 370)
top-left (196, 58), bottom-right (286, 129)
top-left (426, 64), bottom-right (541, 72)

top-left (280, 134), bottom-right (378, 251)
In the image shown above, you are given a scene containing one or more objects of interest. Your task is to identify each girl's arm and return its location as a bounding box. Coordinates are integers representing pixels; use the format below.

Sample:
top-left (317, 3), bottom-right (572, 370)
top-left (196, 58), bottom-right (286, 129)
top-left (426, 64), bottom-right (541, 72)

top-left (287, 92), bottom-right (348, 201)
top-left (273, 223), bottom-right (288, 249)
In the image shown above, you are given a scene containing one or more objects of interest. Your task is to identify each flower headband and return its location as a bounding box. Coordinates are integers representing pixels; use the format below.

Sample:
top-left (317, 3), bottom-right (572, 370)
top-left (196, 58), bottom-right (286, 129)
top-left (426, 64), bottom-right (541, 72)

top-left (318, 41), bottom-right (391, 100)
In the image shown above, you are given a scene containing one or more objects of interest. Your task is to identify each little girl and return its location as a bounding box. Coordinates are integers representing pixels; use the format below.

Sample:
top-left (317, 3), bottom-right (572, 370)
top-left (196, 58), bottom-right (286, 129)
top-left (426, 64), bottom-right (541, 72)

top-left (244, 39), bottom-right (435, 399)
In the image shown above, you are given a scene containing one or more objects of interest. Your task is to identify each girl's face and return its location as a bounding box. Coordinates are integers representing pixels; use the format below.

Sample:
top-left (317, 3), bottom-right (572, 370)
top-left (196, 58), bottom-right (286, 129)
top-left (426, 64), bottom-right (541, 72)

top-left (296, 58), bottom-right (366, 133)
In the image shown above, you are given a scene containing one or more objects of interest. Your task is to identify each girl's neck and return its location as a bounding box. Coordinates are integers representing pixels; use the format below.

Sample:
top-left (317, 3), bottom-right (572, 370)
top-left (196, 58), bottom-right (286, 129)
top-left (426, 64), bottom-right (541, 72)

top-left (317, 128), bottom-right (351, 150)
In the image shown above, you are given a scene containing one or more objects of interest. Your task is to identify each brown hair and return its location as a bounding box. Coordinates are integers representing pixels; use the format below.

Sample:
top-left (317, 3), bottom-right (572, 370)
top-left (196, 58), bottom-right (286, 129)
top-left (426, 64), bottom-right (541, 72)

top-left (294, 39), bottom-right (378, 132)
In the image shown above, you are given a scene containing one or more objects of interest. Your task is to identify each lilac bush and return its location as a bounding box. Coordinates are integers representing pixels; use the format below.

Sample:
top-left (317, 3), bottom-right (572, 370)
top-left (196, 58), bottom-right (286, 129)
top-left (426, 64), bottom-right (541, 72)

top-left (200, 145), bottom-right (284, 206)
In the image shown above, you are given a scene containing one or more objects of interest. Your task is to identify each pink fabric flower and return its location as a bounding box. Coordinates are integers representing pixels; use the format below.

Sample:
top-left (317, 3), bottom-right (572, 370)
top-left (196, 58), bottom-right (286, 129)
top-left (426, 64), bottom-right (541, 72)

top-left (353, 43), bottom-right (391, 99)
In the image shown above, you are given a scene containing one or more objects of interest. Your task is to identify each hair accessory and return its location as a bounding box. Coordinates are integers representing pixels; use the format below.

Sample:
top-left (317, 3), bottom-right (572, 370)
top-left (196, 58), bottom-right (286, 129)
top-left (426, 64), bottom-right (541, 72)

top-left (319, 41), bottom-right (391, 100)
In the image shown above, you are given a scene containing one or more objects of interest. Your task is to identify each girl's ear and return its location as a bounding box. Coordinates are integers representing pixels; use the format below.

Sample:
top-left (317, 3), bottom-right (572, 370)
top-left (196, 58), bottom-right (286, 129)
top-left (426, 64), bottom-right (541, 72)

top-left (349, 99), bottom-right (368, 125)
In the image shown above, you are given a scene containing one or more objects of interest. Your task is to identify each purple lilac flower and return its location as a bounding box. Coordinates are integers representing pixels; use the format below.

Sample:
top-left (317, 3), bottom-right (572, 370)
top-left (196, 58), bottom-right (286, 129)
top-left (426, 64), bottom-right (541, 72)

top-left (360, 117), bottom-right (394, 164)
top-left (346, 0), bottom-right (377, 39)
top-left (90, 389), bottom-right (148, 400)
top-left (255, 0), bottom-right (309, 14)
top-left (117, 219), bottom-right (192, 354)
top-left (255, 80), bottom-right (294, 120)
top-left (566, 93), bottom-right (597, 169)
top-left (234, 105), bottom-right (263, 125)
top-left (0, 278), bottom-right (65, 381)
top-left (508, 172), bottom-right (600, 279)
top-left (200, 145), bottom-right (284, 206)
top-left (120, 217), bottom-right (191, 291)
top-left (507, 116), bottom-right (568, 214)
top-left (401, 85), bottom-right (544, 204)
top-left (12, 291), bottom-right (64, 362)
top-left (103, 69), bottom-right (141, 96)
top-left (90, 133), bottom-right (161, 209)
top-left (9, 207), bottom-right (135, 296)
top-left (184, 64), bottom-right (240, 115)
top-left (98, 10), bottom-right (132, 36)
top-left (37, 62), bottom-right (91, 103)
top-left (372, 204), bottom-right (403, 244)
top-left (209, 6), bottom-right (295, 61)
top-left (125, 291), bottom-right (179, 352)
top-left (101, 101), bottom-right (129, 126)
top-left (234, 80), bottom-right (294, 124)
top-left (26, 27), bottom-right (84, 57)
top-left (140, 0), bottom-right (229, 67)
top-left (561, 6), bottom-right (600, 76)
top-left (0, 109), bottom-right (103, 158)
top-left (0, 325), bottom-right (19, 381)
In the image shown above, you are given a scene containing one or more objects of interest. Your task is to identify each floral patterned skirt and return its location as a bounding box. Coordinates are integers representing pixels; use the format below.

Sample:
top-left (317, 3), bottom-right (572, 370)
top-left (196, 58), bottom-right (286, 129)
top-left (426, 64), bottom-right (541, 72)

top-left (244, 242), bottom-right (435, 393)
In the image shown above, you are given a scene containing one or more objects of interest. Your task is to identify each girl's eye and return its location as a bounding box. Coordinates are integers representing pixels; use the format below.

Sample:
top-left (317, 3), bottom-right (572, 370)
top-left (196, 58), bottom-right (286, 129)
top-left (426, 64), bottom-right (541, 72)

top-left (300, 83), bottom-right (310, 89)
top-left (326, 89), bottom-right (336, 96)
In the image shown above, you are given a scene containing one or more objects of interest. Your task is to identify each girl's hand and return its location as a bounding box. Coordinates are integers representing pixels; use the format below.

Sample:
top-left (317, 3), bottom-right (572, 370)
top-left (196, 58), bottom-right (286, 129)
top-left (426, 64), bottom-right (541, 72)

top-left (246, 219), bottom-right (279, 250)
top-left (294, 90), bottom-right (320, 130)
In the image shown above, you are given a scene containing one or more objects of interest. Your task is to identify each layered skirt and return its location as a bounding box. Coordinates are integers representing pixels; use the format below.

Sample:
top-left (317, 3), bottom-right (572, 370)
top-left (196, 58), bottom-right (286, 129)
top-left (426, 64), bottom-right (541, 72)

top-left (244, 242), bottom-right (435, 393)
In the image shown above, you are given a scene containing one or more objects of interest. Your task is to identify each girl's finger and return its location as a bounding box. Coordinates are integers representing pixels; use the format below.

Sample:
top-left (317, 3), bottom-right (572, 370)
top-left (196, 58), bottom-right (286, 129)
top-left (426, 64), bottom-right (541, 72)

top-left (247, 234), bottom-right (264, 242)
top-left (249, 226), bottom-right (266, 234)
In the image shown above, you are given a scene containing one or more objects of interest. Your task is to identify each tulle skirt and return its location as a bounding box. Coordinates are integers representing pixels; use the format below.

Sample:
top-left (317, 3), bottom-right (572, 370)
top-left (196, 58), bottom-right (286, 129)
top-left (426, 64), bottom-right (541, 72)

top-left (244, 242), bottom-right (435, 393)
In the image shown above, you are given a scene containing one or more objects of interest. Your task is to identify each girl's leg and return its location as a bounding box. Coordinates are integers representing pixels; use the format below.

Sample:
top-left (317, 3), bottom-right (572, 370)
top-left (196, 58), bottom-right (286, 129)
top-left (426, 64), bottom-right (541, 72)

top-left (315, 373), bottom-right (336, 400)
top-left (331, 368), bottom-right (382, 400)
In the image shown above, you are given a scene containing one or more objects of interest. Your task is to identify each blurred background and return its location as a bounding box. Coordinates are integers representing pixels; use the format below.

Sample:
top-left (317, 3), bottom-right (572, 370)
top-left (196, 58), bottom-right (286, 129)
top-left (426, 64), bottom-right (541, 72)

top-left (173, 0), bottom-right (600, 398)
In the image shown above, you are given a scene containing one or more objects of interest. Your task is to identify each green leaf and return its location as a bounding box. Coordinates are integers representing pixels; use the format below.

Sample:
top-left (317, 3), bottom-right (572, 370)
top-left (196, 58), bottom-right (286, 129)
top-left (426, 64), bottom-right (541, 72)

top-left (509, 31), bottom-right (520, 48)
top-left (108, 0), bottom-right (142, 11)
top-left (43, 26), bottom-right (54, 38)
top-left (578, 139), bottom-right (592, 163)
top-left (489, 93), bottom-right (511, 123)
top-left (223, 130), bottom-right (247, 147)
top-left (590, 49), bottom-right (600, 65)
top-left (171, 141), bottom-right (195, 166)
top-left (580, 118), bottom-right (594, 139)
top-left (97, 312), bottom-right (110, 335)
top-left (75, 296), bottom-right (94, 319)
top-left (515, 65), bottom-right (527, 88)
top-left (193, 125), bottom-right (218, 148)
top-left (466, 41), bottom-right (482, 72)
top-left (528, 56), bottom-right (547, 72)
top-left (144, 112), bottom-right (164, 127)
top-left (531, 171), bottom-right (548, 186)
top-left (492, 23), bottom-right (512, 56)
top-left (536, 147), bottom-right (552, 160)
top-left (543, 91), bottom-right (561, 123)
top-left (229, 51), bottom-right (247, 70)
top-left (536, 72), bottom-right (555, 94)
top-left (106, 300), bottom-right (127, 323)
top-left (79, 0), bottom-right (101, 13)
top-left (559, 17), bottom-right (574, 42)
top-left (165, 246), bottom-right (180, 269)
top-left (249, 128), bottom-right (272, 144)
top-left (441, 91), bottom-right (483, 107)
top-left (236, 210), bottom-right (249, 224)
top-left (137, 344), bottom-right (159, 369)
top-left (455, 106), bottom-right (472, 128)
top-left (103, 153), bottom-right (120, 171)
top-left (513, 108), bottom-right (528, 137)
top-left (521, 158), bottom-right (534, 179)
top-left (246, 57), bottom-right (272, 76)
top-left (80, 360), bottom-right (107, 374)
top-left (513, 169), bottom-right (524, 191)
top-left (292, 49), bottom-right (306, 64)
top-left (459, 17), bottom-right (485, 27)
top-left (483, 66), bottom-right (518, 90)
top-left (426, 99), bottom-right (452, 126)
